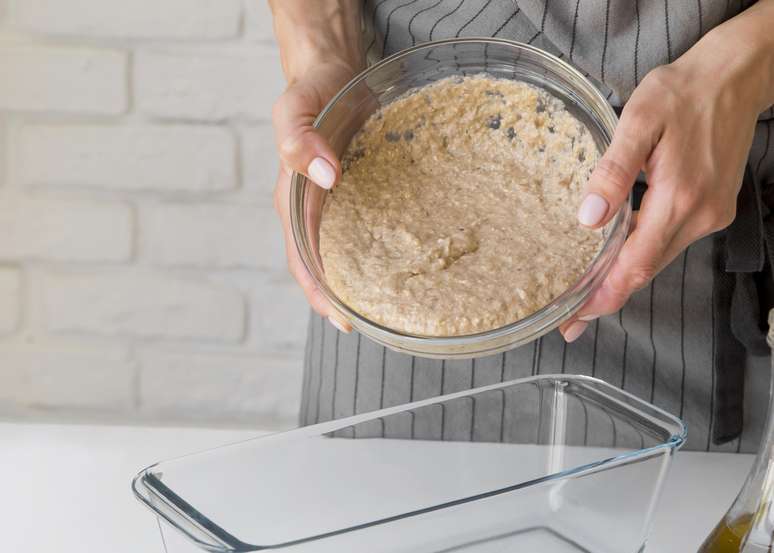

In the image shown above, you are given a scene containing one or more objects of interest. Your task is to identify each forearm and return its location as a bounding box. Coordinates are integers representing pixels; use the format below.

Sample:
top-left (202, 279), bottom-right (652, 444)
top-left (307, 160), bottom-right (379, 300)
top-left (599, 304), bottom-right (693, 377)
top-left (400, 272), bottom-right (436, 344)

top-left (688, 0), bottom-right (774, 112)
top-left (269, 0), bottom-right (364, 83)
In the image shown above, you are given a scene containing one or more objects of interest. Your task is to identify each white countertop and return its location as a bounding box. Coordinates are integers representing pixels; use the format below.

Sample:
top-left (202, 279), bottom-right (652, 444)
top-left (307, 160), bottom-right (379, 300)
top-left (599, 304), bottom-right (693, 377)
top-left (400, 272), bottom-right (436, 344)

top-left (0, 422), bottom-right (753, 553)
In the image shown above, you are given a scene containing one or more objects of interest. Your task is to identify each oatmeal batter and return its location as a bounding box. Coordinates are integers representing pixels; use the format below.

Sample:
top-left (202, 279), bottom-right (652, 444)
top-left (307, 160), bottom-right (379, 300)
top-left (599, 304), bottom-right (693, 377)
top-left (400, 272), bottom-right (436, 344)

top-left (319, 75), bottom-right (603, 336)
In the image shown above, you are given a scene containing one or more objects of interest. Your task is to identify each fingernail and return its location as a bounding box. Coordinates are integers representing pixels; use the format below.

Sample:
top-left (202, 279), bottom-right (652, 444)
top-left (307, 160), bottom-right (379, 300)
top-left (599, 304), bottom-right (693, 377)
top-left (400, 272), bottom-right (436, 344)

top-left (578, 314), bottom-right (599, 322)
top-left (308, 157), bottom-right (336, 189)
top-left (577, 193), bottom-right (609, 227)
top-left (563, 321), bottom-right (588, 343)
top-left (328, 316), bottom-right (350, 334)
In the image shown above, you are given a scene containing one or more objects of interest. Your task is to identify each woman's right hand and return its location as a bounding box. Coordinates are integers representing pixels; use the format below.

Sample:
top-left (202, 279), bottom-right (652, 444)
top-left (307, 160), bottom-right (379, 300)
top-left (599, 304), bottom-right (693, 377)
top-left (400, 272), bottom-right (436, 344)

top-left (271, 60), bottom-right (358, 333)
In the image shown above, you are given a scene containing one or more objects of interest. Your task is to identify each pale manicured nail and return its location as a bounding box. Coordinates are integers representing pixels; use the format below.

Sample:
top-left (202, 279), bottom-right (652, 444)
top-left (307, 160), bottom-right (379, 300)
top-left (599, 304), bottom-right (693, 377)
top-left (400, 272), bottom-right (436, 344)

top-left (577, 193), bottom-right (609, 227)
top-left (563, 321), bottom-right (588, 343)
top-left (328, 316), bottom-right (350, 334)
top-left (308, 157), bottom-right (336, 189)
top-left (578, 314), bottom-right (599, 322)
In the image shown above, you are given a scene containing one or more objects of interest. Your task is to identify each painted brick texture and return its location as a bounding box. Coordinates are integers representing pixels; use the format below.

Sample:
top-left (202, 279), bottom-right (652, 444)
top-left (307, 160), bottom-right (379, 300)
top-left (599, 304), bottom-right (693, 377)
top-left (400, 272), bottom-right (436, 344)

top-left (20, 125), bottom-right (237, 193)
top-left (12, 0), bottom-right (242, 39)
top-left (0, 2), bottom-right (304, 431)
top-left (0, 45), bottom-right (127, 114)
top-left (135, 48), bottom-right (283, 121)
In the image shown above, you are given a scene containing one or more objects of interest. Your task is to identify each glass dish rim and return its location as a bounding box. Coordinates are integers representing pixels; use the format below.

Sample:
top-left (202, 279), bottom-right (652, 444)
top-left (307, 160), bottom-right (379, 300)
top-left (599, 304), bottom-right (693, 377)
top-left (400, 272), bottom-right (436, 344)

top-left (131, 374), bottom-right (686, 552)
top-left (289, 37), bottom-right (631, 350)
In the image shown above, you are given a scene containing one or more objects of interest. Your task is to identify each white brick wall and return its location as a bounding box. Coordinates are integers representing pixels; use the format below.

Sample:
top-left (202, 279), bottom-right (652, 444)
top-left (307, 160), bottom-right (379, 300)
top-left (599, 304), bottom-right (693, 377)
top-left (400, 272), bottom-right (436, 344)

top-left (241, 126), bottom-right (280, 200)
top-left (20, 125), bottom-right (237, 193)
top-left (246, 276), bottom-right (309, 353)
top-left (0, 45), bottom-right (127, 114)
top-left (138, 351), bottom-right (302, 427)
top-left (0, 345), bottom-right (135, 412)
top-left (44, 271), bottom-right (246, 342)
top-left (12, 0), bottom-right (242, 40)
top-left (0, 2), bottom-right (308, 431)
top-left (142, 203), bottom-right (283, 269)
top-left (243, 0), bottom-right (275, 42)
top-left (0, 194), bottom-right (133, 262)
top-left (0, 268), bottom-right (21, 334)
top-left (135, 48), bottom-right (284, 121)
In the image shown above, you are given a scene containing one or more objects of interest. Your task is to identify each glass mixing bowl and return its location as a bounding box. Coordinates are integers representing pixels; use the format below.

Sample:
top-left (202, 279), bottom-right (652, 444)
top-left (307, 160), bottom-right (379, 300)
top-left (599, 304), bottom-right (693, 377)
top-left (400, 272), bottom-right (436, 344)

top-left (290, 38), bottom-right (631, 359)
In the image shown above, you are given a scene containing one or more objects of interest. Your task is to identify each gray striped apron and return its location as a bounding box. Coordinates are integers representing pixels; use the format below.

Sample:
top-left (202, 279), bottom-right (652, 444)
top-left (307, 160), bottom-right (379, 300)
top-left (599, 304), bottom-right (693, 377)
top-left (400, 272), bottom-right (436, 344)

top-left (301, 0), bottom-right (774, 453)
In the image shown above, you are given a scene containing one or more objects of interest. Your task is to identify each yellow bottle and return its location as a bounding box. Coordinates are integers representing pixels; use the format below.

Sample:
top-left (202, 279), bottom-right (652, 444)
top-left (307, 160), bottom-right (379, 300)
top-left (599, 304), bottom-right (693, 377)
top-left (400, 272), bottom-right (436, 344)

top-left (699, 514), bottom-right (754, 553)
top-left (698, 313), bottom-right (774, 553)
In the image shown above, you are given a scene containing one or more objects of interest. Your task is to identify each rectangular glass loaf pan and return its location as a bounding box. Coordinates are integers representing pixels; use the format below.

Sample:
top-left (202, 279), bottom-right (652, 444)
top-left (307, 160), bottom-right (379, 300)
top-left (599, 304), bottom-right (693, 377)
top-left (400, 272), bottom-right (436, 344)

top-left (133, 375), bottom-right (685, 553)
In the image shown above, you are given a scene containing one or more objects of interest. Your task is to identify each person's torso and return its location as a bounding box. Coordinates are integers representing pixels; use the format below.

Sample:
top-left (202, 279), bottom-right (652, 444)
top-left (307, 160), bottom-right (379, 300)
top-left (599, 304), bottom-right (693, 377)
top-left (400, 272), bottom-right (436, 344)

top-left (365, 0), bottom-right (750, 105)
top-left (299, 1), bottom-right (774, 454)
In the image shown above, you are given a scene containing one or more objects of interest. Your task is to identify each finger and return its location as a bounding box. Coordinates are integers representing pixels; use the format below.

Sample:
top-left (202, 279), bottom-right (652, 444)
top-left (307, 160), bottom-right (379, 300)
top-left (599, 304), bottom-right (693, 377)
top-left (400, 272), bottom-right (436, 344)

top-left (560, 185), bottom-right (684, 343)
top-left (287, 242), bottom-right (351, 334)
top-left (617, 209), bottom-right (641, 241)
top-left (558, 228), bottom-right (690, 342)
top-left (274, 171), bottom-right (352, 332)
top-left (628, 210), bottom-right (640, 235)
top-left (280, 160), bottom-right (292, 178)
top-left (273, 85), bottom-right (340, 189)
top-left (575, 188), bottom-right (682, 321)
top-left (561, 320), bottom-right (590, 343)
top-left (578, 105), bottom-right (661, 229)
top-left (558, 210), bottom-right (640, 338)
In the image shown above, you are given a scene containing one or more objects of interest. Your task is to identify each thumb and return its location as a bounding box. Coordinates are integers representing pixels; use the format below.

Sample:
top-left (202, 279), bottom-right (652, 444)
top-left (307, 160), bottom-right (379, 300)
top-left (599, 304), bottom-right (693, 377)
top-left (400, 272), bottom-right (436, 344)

top-left (272, 83), bottom-right (340, 190)
top-left (577, 106), bottom-right (658, 228)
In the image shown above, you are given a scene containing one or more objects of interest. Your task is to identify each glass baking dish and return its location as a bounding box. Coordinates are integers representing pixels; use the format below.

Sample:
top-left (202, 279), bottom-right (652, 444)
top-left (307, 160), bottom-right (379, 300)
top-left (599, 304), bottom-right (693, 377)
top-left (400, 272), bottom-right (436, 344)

top-left (290, 38), bottom-right (631, 359)
top-left (133, 375), bottom-right (685, 553)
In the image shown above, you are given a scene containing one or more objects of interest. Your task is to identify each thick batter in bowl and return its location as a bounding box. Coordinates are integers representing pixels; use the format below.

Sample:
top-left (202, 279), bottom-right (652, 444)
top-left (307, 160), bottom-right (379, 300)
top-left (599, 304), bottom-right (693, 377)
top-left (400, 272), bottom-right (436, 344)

top-left (290, 38), bottom-right (630, 358)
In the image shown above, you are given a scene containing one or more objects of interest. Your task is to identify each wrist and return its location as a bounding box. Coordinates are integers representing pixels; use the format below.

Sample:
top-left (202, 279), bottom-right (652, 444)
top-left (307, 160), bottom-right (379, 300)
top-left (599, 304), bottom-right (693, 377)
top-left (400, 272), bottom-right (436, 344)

top-left (697, 4), bottom-right (774, 112)
top-left (270, 0), bottom-right (364, 85)
top-left (283, 38), bottom-right (363, 86)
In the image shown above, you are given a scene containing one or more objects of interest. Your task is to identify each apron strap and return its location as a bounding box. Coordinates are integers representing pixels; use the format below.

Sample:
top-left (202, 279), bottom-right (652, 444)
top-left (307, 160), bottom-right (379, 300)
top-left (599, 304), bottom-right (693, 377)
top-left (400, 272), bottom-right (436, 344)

top-left (726, 165), bottom-right (765, 273)
top-left (712, 233), bottom-right (747, 444)
top-left (726, 165), bottom-right (771, 356)
top-left (712, 165), bottom-right (772, 444)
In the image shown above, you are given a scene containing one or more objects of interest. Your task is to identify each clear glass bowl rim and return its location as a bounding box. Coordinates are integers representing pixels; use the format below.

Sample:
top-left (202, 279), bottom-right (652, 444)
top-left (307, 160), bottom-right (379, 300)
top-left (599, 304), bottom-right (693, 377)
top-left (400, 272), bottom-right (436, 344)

top-left (290, 37), bottom-right (632, 355)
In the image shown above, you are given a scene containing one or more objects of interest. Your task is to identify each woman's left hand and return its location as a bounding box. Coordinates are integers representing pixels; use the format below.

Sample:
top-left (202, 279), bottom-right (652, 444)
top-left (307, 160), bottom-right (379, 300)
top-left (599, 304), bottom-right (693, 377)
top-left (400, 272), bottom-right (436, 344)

top-left (559, 19), bottom-right (773, 342)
